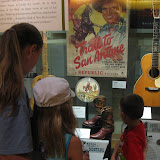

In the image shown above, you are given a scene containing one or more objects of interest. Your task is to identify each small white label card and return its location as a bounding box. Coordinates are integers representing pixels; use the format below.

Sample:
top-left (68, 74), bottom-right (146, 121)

top-left (75, 128), bottom-right (91, 139)
top-left (72, 106), bottom-right (86, 118)
top-left (112, 81), bottom-right (126, 89)
top-left (141, 107), bottom-right (152, 119)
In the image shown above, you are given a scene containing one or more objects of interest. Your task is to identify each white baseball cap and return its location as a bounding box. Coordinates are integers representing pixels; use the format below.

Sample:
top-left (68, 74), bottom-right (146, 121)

top-left (33, 77), bottom-right (75, 107)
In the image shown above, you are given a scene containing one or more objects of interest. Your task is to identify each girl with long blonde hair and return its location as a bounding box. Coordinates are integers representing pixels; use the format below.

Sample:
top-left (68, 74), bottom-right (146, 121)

top-left (32, 77), bottom-right (89, 160)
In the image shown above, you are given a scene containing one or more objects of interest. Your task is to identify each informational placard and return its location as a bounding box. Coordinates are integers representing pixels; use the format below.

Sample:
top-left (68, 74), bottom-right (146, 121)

top-left (112, 81), bottom-right (126, 89)
top-left (0, 0), bottom-right (62, 32)
top-left (81, 138), bottom-right (109, 160)
top-left (72, 106), bottom-right (86, 118)
top-left (142, 120), bottom-right (160, 160)
top-left (75, 128), bottom-right (91, 139)
top-left (67, 0), bottom-right (128, 77)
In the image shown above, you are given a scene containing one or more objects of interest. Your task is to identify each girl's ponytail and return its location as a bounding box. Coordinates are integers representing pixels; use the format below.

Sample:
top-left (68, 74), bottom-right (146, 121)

top-left (0, 29), bottom-right (23, 114)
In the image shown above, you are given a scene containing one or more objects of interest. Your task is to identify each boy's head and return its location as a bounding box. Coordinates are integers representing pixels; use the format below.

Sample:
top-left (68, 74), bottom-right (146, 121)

top-left (33, 77), bottom-right (75, 107)
top-left (120, 94), bottom-right (144, 120)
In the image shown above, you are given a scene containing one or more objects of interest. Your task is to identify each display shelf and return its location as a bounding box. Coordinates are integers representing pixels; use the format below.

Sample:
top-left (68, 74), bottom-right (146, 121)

top-left (130, 29), bottom-right (153, 34)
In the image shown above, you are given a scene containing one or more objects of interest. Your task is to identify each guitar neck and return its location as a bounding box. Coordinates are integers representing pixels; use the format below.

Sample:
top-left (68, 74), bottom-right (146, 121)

top-left (42, 42), bottom-right (49, 77)
top-left (152, 15), bottom-right (160, 68)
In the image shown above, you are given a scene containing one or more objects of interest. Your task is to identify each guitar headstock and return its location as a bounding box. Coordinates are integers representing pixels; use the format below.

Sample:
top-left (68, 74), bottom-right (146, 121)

top-left (152, 0), bottom-right (160, 18)
top-left (41, 31), bottom-right (48, 43)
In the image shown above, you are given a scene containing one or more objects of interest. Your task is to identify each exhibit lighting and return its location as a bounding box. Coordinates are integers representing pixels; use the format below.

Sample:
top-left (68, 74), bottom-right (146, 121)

top-left (129, 0), bottom-right (159, 10)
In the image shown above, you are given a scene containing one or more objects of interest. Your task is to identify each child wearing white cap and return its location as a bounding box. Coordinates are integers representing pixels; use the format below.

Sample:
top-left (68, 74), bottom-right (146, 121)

top-left (32, 77), bottom-right (89, 160)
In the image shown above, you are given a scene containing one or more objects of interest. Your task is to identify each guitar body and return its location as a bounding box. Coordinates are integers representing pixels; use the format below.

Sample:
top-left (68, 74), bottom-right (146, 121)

top-left (32, 75), bottom-right (54, 87)
top-left (134, 53), bottom-right (160, 107)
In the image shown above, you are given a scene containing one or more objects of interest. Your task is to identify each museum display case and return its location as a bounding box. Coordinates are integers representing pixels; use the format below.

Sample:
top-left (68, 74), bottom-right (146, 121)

top-left (0, 0), bottom-right (160, 159)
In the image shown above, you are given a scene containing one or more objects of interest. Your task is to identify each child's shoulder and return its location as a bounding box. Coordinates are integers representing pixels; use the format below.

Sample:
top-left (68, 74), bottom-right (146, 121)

top-left (67, 136), bottom-right (83, 159)
top-left (126, 121), bottom-right (145, 138)
top-left (70, 135), bottom-right (81, 145)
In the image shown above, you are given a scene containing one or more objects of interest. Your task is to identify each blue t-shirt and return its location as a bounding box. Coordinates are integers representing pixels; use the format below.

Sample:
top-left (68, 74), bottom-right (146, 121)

top-left (40, 134), bottom-right (72, 160)
top-left (0, 88), bottom-right (33, 155)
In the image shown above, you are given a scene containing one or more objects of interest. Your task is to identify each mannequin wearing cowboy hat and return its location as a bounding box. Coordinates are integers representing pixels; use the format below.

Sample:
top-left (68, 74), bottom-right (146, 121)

top-left (92, 0), bottom-right (127, 62)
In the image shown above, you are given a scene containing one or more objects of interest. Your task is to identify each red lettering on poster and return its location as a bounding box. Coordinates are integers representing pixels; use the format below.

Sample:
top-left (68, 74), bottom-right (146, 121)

top-left (78, 36), bottom-right (103, 56)
top-left (103, 33), bottom-right (113, 46)
top-left (77, 70), bottom-right (104, 75)
top-left (74, 34), bottom-right (125, 69)
top-left (74, 56), bottom-right (93, 69)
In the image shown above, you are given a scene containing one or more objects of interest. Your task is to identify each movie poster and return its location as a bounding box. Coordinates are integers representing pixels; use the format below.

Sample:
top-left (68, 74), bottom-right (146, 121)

top-left (67, 0), bottom-right (128, 77)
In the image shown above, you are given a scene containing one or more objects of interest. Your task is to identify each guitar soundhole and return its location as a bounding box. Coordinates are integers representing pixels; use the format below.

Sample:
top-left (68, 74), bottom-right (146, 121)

top-left (149, 68), bottom-right (159, 78)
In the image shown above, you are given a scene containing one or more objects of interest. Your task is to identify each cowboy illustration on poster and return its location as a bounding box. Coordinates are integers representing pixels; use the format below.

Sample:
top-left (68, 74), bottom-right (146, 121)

top-left (67, 0), bottom-right (128, 77)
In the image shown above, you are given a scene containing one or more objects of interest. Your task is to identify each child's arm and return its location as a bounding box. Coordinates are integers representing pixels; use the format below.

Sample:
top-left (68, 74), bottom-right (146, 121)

top-left (111, 140), bottom-right (120, 160)
top-left (68, 136), bottom-right (89, 160)
top-left (83, 151), bottom-right (89, 160)
top-left (143, 139), bottom-right (148, 160)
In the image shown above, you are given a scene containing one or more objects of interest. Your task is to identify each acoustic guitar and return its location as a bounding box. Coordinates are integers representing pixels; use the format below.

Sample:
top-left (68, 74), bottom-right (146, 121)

top-left (30, 31), bottom-right (54, 109)
top-left (134, 1), bottom-right (160, 107)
